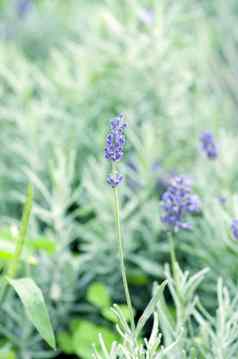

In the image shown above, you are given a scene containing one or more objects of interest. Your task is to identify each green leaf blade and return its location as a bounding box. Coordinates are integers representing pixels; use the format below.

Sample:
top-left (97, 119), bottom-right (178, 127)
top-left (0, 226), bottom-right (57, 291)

top-left (86, 282), bottom-right (111, 309)
top-left (7, 184), bottom-right (33, 279)
top-left (135, 280), bottom-right (167, 337)
top-left (8, 277), bottom-right (56, 350)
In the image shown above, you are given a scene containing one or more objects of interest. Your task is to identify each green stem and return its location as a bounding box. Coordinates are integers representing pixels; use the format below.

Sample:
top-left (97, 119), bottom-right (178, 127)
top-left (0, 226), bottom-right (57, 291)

top-left (169, 233), bottom-right (176, 278)
top-left (0, 184), bottom-right (33, 306)
top-left (169, 232), bottom-right (184, 328)
top-left (169, 233), bottom-right (181, 295)
top-left (112, 186), bottom-right (135, 332)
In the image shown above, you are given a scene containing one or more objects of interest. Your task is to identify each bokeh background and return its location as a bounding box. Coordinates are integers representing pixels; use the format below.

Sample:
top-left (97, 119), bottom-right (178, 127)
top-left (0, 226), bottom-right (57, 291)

top-left (1, 0), bottom-right (238, 358)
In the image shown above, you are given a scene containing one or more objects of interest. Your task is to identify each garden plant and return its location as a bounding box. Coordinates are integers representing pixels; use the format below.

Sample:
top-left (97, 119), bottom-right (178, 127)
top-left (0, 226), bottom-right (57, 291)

top-left (1, 0), bottom-right (238, 358)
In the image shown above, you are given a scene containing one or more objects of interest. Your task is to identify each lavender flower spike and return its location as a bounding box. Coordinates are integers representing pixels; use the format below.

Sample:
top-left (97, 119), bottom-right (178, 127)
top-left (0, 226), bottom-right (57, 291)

top-left (105, 113), bottom-right (127, 162)
top-left (231, 219), bottom-right (238, 240)
top-left (161, 175), bottom-right (200, 231)
top-left (105, 113), bottom-right (127, 188)
top-left (200, 131), bottom-right (218, 160)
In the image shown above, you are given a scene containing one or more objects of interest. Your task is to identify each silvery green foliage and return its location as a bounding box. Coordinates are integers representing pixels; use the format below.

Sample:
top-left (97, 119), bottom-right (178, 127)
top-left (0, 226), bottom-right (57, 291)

top-left (93, 263), bottom-right (206, 359)
top-left (0, 147), bottom-right (79, 357)
top-left (159, 260), bottom-right (238, 358)
top-left (0, 0), bottom-right (235, 298)
top-left (94, 263), bottom-right (238, 359)
top-left (157, 260), bottom-right (210, 358)
top-left (0, 0), bottom-right (238, 357)
top-left (93, 314), bottom-right (180, 359)
top-left (194, 279), bottom-right (238, 359)
top-left (93, 283), bottom-right (182, 359)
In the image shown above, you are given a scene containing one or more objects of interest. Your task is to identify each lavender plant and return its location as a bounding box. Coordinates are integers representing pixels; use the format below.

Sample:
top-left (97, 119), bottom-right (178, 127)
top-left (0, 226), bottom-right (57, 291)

top-left (1, 0), bottom-right (238, 357)
top-left (104, 113), bottom-right (135, 332)
top-left (93, 114), bottom-right (179, 358)
top-left (160, 175), bottom-right (201, 280)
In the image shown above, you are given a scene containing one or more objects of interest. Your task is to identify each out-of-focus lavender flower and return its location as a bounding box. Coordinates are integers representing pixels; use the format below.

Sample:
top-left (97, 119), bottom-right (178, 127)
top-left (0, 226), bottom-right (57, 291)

top-left (231, 219), bottom-right (238, 240)
top-left (126, 160), bottom-right (142, 192)
top-left (16, 0), bottom-right (32, 18)
top-left (200, 131), bottom-right (218, 160)
top-left (151, 161), bottom-right (161, 173)
top-left (105, 113), bottom-right (127, 162)
top-left (105, 113), bottom-right (127, 188)
top-left (218, 196), bottom-right (227, 205)
top-left (138, 8), bottom-right (155, 26)
top-left (127, 160), bottom-right (137, 172)
top-left (107, 173), bottom-right (123, 188)
top-left (161, 175), bottom-right (200, 231)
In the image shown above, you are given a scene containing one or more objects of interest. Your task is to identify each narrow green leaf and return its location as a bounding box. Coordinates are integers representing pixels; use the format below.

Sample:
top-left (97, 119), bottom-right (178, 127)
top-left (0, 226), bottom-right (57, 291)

top-left (0, 185), bottom-right (33, 305)
top-left (8, 277), bottom-right (56, 350)
top-left (102, 304), bottom-right (131, 323)
top-left (7, 184), bottom-right (33, 279)
top-left (27, 236), bottom-right (57, 254)
top-left (135, 280), bottom-right (167, 337)
top-left (87, 282), bottom-right (111, 309)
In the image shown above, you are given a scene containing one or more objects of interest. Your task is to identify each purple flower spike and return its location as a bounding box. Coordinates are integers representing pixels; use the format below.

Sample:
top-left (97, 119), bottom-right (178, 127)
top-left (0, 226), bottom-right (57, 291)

top-left (231, 219), bottom-right (238, 240)
top-left (161, 175), bottom-right (200, 231)
top-left (105, 113), bottom-right (127, 188)
top-left (200, 131), bottom-right (218, 160)
top-left (107, 173), bottom-right (123, 188)
top-left (105, 113), bottom-right (127, 162)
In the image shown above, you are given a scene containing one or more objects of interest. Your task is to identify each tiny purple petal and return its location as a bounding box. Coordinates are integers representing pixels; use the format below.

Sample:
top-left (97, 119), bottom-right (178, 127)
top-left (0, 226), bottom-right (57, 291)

top-left (231, 219), bottom-right (238, 240)
top-left (200, 131), bottom-right (218, 160)
top-left (218, 196), bottom-right (227, 205)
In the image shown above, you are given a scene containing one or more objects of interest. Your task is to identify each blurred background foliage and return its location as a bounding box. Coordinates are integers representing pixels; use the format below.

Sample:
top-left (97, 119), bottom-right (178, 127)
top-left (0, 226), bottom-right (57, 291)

top-left (0, 0), bottom-right (238, 358)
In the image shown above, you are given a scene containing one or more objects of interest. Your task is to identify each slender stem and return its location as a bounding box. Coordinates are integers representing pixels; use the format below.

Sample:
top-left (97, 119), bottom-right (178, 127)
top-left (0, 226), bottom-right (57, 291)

top-left (8, 185), bottom-right (33, 280)
top-left (169, 232), bottom-right (183, 312)
top-left (169, 233), bottom-right (176, 278)
top-left (0, 185), bottom-right (33, 306)
top-left (169, 232), bottom-right (181, 295)
top-left (112, 186), bottom-right (135, 332)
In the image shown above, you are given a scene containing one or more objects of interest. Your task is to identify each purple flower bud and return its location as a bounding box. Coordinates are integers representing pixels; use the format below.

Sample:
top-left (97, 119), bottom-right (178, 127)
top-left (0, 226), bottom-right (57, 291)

top-left (107, 173), bottom-right (123, 188)
top-left (231, 219), bottom-right (238, 240)
top-left (200, 131), bottom-right (218, 160)
top-left (218, 196), bottom-right (227, 205)
top-left (161, 175), bottom-right (200, 231)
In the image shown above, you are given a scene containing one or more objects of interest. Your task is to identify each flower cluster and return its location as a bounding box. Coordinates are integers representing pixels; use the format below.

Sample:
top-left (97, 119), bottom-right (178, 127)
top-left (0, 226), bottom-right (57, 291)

top-left (105, 113), bottom-right (127, 188)
top-left (200, 131), bottom-right (218, 160)
top-left (231, 219), bottom-right (238, 240)
top-left (105, 113), bottom-right (127, 162)
top-left (161, 175), bottom-right (200, 231)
